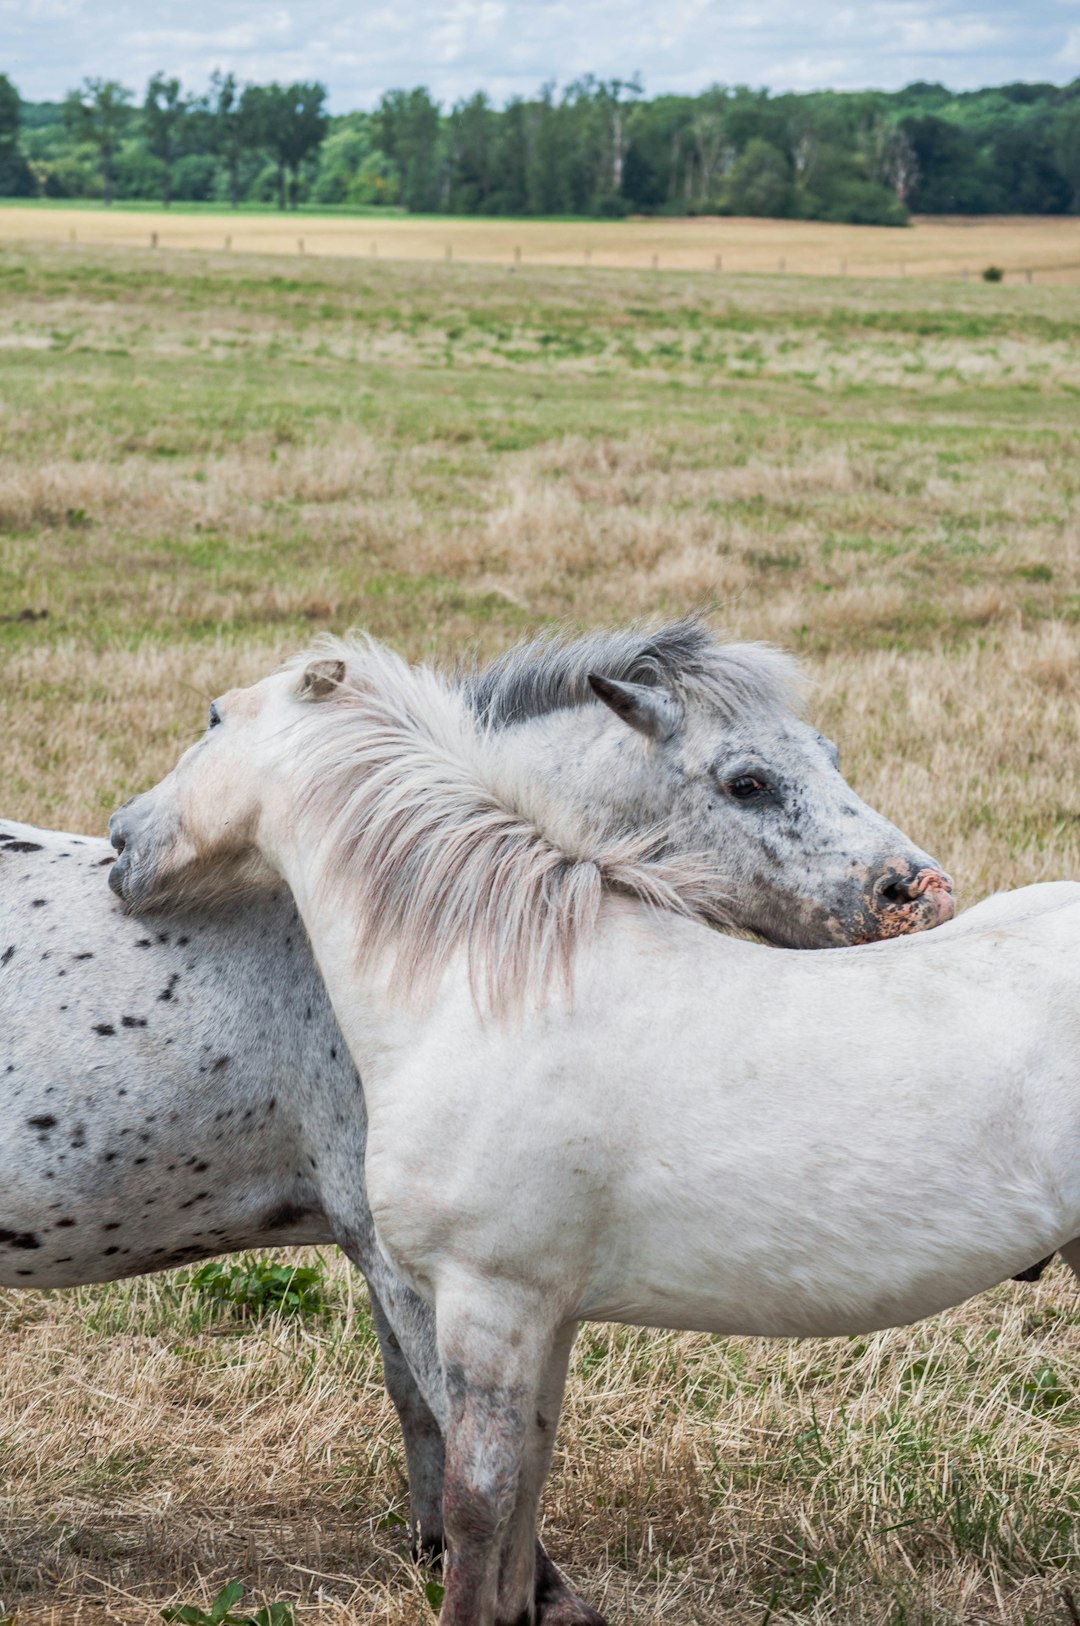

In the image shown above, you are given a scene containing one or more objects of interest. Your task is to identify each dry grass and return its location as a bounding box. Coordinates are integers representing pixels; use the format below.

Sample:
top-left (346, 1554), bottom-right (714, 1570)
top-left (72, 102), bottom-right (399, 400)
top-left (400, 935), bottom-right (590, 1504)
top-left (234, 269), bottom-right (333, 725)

top-left (0, 239), bottom-right (1078, 1624)
top-left (3, 204), bottom-right (1080, 282)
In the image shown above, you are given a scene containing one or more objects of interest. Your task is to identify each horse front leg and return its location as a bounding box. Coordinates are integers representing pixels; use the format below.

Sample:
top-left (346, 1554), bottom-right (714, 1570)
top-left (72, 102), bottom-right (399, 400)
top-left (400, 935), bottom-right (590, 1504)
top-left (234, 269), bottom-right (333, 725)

top-left (348, 1233), bottom-right (600, 1618)
top-left (438, 1284), bottom-right (558, 1626)
top-left (1060, 1237), bottom-right (1080, 1281)
top-left (366, 1285), bottom-right (448, 1561)
top-left (497, 1322), bottom-right (608, 1626)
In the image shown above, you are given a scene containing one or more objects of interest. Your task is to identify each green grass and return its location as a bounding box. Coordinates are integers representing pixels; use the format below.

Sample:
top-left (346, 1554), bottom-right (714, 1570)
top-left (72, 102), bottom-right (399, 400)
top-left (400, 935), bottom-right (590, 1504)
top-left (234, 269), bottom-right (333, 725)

top-left (1, 239), bottom-right (1079, 1624)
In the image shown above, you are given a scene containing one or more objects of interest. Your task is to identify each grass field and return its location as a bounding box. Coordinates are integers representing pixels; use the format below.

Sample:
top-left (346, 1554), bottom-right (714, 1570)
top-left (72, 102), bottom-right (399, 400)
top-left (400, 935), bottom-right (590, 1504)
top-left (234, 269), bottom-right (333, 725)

top-left (4, 202), bottom-right (1080, 281)
top-left (1, 237), bottom-right (1079, 1625)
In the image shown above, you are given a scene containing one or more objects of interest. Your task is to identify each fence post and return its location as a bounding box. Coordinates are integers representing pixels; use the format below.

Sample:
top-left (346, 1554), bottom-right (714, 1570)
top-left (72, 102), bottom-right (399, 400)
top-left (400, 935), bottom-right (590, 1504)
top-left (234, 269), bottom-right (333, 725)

top-left (1025, 268), bottom-right (1033, 284)
top-left (445, 243), bottom-right (452, 262)
top-left (714, 252), bottom-right (722, 271)
top-left (778, 256), bottom-right (785, 273)
top-left (224, 235), bottom-right (231, 251)
top-left (371, 241), bottom-right (378, 257)
top-left (150, 231), bottom-right (158, 249)
top-left (651, 252), bottom-right (659, 269)
top-left (298, 238), bottom-right (304, 255)
top-left (840, 258), bottom-right (846, 276)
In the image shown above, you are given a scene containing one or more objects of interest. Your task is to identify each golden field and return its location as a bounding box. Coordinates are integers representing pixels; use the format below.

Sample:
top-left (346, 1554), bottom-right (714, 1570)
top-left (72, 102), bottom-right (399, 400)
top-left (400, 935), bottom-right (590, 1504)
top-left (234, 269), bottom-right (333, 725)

top-left (0, 237), bottom-right (1078, 1624)
top-left (3, 202), bottom-right (1080, 281)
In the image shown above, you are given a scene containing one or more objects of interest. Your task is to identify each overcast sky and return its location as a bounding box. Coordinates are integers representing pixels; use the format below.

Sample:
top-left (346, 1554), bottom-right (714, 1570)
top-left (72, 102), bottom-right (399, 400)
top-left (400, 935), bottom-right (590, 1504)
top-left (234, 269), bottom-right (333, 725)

top-left (4, 0), bottom-right (1078, 109)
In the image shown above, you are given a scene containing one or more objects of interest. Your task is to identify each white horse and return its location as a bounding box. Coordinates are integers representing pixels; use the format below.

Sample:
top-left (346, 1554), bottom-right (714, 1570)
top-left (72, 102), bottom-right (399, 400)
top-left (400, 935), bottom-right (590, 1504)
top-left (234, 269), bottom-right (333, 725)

top-left (109, 637), bottom-right (1079, 1626)
top-left (1, 621), bottom-right (953, 1625)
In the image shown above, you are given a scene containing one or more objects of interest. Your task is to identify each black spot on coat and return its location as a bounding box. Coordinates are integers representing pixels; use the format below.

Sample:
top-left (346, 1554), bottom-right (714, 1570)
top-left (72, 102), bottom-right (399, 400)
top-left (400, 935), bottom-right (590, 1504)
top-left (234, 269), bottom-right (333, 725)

top-left (0, 1229), bottom-right (41, 1249)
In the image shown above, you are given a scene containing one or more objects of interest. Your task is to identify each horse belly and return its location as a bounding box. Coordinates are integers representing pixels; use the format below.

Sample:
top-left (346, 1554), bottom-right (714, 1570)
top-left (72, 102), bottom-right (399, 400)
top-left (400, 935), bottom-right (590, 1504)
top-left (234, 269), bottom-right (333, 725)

top-left (0, 1114), bottom-right (334, 1289)
top-left (0, 1039), bottom-right (333, 1289)
top-left (380, 957), bottom-right (1078, 1341)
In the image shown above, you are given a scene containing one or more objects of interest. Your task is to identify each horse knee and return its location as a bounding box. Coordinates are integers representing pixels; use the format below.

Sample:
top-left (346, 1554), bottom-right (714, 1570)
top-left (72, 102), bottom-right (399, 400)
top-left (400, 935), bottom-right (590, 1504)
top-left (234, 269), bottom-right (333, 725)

top-left (444, 1468), bottom-right (515, 1549)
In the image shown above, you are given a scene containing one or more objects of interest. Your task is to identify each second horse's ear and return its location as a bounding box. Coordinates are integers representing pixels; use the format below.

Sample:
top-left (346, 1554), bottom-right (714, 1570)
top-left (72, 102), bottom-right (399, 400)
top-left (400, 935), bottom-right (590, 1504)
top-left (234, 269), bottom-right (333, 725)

top-left (299, 658), bottom-right (346, 701)
top-left (587, 674), bottom-right (683, 741)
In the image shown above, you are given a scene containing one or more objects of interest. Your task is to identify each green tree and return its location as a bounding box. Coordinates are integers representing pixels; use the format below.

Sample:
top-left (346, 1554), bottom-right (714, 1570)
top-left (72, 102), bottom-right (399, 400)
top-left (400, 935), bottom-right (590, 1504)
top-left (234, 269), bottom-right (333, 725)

top-left (0, 73), bottom-right (34, 195)
top-left (0, 73), bottom-right (19, 152)
top-left (690, 87), bottom-right (732, 203)
top-left (448, 92), bottom-right (494, 211)
top-left (1054, 99), bottom-right (1080, 212)
top-left (63, 77), bottom-right (132, 204)
top-left (206, 71), bottom-right (261, 209)
top-left (249, 81), bottom-right (328, 208)
top-left (142, 73), bottom-right (190, 206)
top-left (526, 84), bottom-right (570, 214)
top-left (900, 114), bottom-right (996, 212)
top-left (374, 87), bottom-right (442, 211)
top-left (487, 97), bottom-right (529, 214)
top-left (311, 115), bottom-right (397, 205)
top-left (619, 94), bottom-right (696, 208)
top-left (725, 137), bottom-right (792, 216)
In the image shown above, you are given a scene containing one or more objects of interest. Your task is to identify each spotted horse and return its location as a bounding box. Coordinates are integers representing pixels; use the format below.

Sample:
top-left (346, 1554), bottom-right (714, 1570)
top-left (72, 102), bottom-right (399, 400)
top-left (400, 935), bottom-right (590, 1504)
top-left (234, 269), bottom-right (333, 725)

top-left (1, 618), bottom-right (952, 1622)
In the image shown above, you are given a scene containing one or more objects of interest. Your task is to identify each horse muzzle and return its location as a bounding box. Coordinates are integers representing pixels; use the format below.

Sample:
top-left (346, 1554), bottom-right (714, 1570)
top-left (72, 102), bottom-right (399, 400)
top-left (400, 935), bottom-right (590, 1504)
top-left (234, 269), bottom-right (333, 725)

top-left (107, 805), bottom-right (145, 904)
top-left (866, 862), bottom-right (955, 939)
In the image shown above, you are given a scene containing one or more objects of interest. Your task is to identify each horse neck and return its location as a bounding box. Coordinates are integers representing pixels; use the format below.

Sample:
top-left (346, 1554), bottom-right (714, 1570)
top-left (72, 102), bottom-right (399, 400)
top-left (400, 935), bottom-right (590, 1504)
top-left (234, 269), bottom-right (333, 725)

top-left (263, 799), bottom-right (426, 1088)
top-left (261, 707), bottom-right (664, 1085)
top-left (493, 705), bottom-right (671, 848)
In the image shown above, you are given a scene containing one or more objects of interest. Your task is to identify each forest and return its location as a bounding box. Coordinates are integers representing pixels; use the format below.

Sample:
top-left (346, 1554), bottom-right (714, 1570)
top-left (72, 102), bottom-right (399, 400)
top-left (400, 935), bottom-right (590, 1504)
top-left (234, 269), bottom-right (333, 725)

top-left (2, 70), bottom-right (1080, 224)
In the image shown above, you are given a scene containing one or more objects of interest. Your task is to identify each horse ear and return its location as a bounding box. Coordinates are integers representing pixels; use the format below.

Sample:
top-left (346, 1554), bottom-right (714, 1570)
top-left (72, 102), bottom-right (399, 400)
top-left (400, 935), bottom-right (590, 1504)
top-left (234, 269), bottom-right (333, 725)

top-left (587, 674), bottom-right (683, 741)
top-left (299, 658), bottom-right (346, 701)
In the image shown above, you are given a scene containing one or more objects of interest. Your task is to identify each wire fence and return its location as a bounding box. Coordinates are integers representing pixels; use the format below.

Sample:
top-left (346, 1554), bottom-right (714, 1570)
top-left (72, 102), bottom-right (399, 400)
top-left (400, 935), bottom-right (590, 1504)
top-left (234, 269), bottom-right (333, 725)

top-left (19, 216), bottom-right (1080, 285)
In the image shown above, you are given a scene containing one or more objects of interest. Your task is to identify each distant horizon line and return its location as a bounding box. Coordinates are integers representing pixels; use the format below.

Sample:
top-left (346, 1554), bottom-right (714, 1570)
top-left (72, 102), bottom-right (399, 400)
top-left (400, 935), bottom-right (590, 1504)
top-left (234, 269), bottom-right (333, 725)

top-left (12, 68), bottom-right (1080, 115)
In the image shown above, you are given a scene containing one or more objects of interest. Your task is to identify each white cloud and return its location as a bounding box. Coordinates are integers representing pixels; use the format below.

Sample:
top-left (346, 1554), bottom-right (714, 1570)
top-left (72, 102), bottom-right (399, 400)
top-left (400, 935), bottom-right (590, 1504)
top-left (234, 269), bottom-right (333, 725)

top-left (896, 16), bottom-right (1003, 51)
top-left (3, 0), bottom-right (1076, 107)
top-left (1059, 23), bottom-right (1080, 62)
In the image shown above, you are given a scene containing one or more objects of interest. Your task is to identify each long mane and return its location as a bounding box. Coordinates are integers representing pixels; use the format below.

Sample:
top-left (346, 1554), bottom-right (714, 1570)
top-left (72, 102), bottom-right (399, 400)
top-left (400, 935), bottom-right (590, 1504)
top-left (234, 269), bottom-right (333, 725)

top-left (462, 614), bottom-right (804, 727)
top-left (290, 624), bottom-right (801, 1010)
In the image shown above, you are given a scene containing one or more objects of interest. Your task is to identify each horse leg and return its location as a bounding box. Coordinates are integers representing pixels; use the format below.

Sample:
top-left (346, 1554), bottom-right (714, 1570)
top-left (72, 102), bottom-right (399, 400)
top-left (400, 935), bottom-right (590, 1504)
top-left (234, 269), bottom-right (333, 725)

top-left (366, 1285), bottom-right (448, 1561)
top-left (1059, 1237), bottom-right (1080, 1281)
top-left (438, 1285), bottom-right (556, 1626)
top-left (1012, 1255), bottom-right (1055, 1282)
top-left (496, 1322), bottom-right (607, 1626)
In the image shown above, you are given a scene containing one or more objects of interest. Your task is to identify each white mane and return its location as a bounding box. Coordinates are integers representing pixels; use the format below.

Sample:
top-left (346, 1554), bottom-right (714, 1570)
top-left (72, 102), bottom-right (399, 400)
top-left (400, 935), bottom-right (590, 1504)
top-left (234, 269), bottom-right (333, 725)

top-left (290, 636), bottom-right (739, 1009)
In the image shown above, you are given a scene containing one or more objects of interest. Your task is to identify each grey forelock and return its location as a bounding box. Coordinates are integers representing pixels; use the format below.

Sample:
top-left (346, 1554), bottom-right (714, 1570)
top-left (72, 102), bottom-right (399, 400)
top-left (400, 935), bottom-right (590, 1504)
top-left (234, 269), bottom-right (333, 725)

top-left (460, 616), bottom-right (804, 729)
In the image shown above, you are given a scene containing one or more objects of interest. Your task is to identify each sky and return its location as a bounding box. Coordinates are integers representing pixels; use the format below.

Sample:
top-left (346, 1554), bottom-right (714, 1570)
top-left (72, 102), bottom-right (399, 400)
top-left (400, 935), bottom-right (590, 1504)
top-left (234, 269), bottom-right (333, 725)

top-left (3, 0), bottom-right (1079, 110)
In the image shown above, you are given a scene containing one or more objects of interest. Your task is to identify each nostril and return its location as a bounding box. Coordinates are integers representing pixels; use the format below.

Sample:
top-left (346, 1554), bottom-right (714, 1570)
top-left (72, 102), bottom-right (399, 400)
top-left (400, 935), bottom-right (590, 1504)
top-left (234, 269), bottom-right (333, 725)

top-left (874, 863), bottom-right (953, 912)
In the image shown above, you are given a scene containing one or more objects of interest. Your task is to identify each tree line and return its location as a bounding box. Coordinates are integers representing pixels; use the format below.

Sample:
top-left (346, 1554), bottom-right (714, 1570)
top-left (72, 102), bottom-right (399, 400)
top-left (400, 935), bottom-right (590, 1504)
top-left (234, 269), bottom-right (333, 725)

top-left (2, 70), bottom-right (1080, 224)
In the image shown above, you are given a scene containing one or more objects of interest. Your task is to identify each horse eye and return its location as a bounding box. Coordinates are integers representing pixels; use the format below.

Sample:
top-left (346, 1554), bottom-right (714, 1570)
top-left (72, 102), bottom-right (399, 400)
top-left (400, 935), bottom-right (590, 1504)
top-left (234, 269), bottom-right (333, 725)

top-left (207, 702), bottom-right (222, 731)
top-left (728, 775), bottom-right (765, 800)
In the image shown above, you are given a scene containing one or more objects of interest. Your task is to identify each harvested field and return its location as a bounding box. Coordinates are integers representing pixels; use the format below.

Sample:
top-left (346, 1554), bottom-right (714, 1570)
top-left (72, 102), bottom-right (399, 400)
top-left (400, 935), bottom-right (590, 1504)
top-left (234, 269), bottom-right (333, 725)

top-left (0, 238), bottom-right (1078, 1625)
top-left (3, 203), bottom-right (1080, 282)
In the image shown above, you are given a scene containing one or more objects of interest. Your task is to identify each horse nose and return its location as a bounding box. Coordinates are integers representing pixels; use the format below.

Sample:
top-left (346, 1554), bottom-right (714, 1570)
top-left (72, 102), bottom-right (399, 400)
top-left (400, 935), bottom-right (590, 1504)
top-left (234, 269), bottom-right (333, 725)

top-left (872, 860), bottom-right (955, 927)
top-left (874, 861), bottom-right (924, 907)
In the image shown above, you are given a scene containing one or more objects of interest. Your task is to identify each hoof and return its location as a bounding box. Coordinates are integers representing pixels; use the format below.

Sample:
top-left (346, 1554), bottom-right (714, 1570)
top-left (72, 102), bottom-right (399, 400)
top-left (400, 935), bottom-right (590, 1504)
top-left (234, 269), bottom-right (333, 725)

top-left (536, 1597), bottom-right (608, 1626)
top-left (534, 1546), bottom-right (607, 1626)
